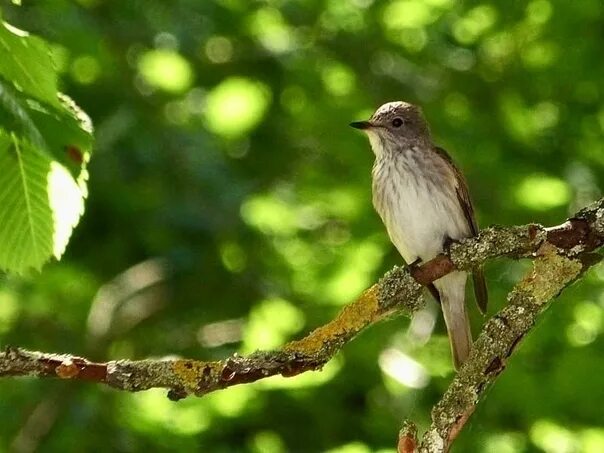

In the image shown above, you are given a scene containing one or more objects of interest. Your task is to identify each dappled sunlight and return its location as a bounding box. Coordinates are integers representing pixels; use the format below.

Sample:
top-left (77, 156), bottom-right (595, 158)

top-left (530, 420), bottom-right (576, 453)
top-left (452, 5), bottom-right (497, 45)
top-left (137, 49), bottom-right (193, 94)
top-left (204, 35), bottom-right (234, 64)
top-left (197, 318), bottom-right (243, 348)
top-left (241, 193), bottom-right (300, 236)
top-left (249, 431), bottom-right (286, 453)
top-left (121, 385), bottom-right (259, 436)
top-left (242, 297), bottom-right (305, 353)
top-left (70, 55), bottom-right (101, 85)
top-left (325, 441), bottom-right (373, 453)
top-left (320, 0), bottom-right (368, 33)
top-left (47, 161), bottom-right (85, 259)
top-left (0, 289), bottom-right (18, 334)
top-left (321, 62), bottom-right (356, 97)
top-left (499, 94), bottom-right (560, 143)
top-left (566, 301), bottom-right (602, 347)
top-left (121, 389), bottom-right (212, 435)
top-left (204, 77), bottom-right (271, 138)
top-left (530, 421), bottom-right (604, 452)
top-left (410, 335), bottom-right (455, 377)
top-left (325, 441), bottom-right (396, 453)
top-left (86, 258), bottom-right (168, 341)
top-left (204, 385), bottom-right (256, 418)
top-left (482, 432), bottom-right (527, 453)
top-left (515, 174), bottom-right (571, 210)
top-left (324, 239), bottom-right (384, 305)
top-left (383, 0), bottom-right (442, 30)
top-left (219, 240), bottom-right (247, 273)
top-left (379, 347), bottom-right (429, 389)
top-left (248, 7), bottom-right (296, 54)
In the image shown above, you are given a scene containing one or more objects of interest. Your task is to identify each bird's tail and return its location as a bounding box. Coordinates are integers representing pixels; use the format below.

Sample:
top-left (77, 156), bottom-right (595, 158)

top-left (435, 271), bottom-right (472, 371)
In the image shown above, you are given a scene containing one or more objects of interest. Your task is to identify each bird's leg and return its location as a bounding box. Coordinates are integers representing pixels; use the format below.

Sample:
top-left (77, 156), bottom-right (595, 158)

top-left (442, 235), bottom-right (460, 255)
top-left (408, 257), bottom-right (441, 304)
top-left (407, 257), bottom-right (423, 269)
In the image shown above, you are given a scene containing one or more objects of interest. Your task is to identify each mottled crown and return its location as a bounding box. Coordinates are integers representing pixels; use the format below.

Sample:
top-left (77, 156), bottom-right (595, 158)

top-left (371, 101), bottom-right (430, 139)
top-left (371, 101), bottom-right (422, 122)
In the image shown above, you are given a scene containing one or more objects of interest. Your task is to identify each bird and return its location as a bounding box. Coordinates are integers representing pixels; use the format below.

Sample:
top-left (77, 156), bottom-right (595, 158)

top-left (350, 101), bottom-right (487, 370)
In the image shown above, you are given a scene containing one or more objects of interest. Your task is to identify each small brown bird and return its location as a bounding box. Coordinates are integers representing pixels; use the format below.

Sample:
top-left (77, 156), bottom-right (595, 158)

top-left (351, 101), bottom-right (487, 370)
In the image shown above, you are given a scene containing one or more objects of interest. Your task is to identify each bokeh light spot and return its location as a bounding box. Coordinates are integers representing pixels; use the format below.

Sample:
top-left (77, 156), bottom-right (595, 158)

top-left (248, 7), bottom-right (294, 54)
top-left (70, 55), bottom-right (100, 85)
top-left (205, 36), bottom-right (234, 63)
top-left (379, 348), bottom-right (429, 388)
top-left (453, 5), bottom-right (497, 44)
top-left (241, 194), bottom-right (298, 236)
top-left (321, 62), bottom-right (356, 97)
top-left (530, 420), bottom-right (576, 453)
top-left (383, 1), bottom-right (436, 29)
top-left (567, 301), bottom-right (602, 347)
top-left (521, 41), bottom-right (557, 69)
top-left (481, 32), bottom-right (514, 69)
top-left (220, 241), bottom-right (247, 273)
top-left (483, 432), bottom-right (527, 453)
top-left (325, 240), bottom-right (384, 304)
top-left (138, 49), bottom-right (193, 94)
top-left (515, 174), bottom-right (571, 210)
top-left (205, 385), bottom-right (254, 417)
top-left (581, 429), bottom-right (604, 453)
top-left (0, 289), bottom-right (18, 334)
top-left (398, 28), bottom-right (428, 52)
top-left (242, 298), bottom-right (304, 352)
top-left (321, 0), bottom-right (366, 32)
top-left (249, 431), bottom-right (286, 453)
top-left (526, 0), bottom-right (553, 25)
top-left (123, 390), bottom-right (210, 435)
top-left (325, 442), bottom-right (371, 453)
top-left (205, 77), bottom-right (271, 138)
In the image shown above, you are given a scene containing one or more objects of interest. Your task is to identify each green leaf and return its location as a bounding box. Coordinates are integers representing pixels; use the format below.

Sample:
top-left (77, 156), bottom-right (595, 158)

top-left (0, 131), bottom-right (85, 273)
top-left (0, 80), bottom-right (92, 181)
top-left (0, 20), bottom-right (60, 108)
top-left (0, 20), bottom-right (92, 274)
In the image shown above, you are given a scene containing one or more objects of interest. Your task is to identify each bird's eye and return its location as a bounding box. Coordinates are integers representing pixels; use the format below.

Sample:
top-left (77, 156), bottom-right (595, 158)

top-left (391, 118), bottom-right (403, 128)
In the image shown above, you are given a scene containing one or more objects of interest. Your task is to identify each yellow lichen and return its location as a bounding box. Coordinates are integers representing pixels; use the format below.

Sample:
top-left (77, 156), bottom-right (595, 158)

top-left (171, 360), bottom-right (216, 392)
top-left (517, 243), bottom-right (582, 304)
top-left (284, 285), bottom-right (381, 355)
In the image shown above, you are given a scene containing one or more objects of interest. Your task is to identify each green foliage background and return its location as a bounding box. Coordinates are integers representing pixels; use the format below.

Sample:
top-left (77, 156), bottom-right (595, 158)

top-left (2, 1), bottom-right (604, 452)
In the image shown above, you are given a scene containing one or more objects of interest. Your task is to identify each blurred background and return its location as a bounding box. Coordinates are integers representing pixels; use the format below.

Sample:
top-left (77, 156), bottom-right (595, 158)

top-left (1, 0), bottom-right (604, 452)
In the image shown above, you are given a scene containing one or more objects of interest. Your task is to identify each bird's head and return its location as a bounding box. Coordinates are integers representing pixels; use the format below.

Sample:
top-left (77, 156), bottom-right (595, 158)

top-left (350, 101), bottom-right (430, 157)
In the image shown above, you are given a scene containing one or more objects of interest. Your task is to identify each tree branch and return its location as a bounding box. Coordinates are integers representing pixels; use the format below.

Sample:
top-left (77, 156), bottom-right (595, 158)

top-left (1, 198), bottom-right (603, 449)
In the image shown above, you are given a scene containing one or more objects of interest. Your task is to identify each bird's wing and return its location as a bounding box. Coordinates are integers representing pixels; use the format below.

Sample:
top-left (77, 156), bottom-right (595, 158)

top-left (434, 146), bottom-right (488, 314)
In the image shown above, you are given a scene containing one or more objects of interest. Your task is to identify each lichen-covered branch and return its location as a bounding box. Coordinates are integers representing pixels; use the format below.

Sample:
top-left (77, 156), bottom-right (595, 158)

top-left (1, 274), bottom-right (424, 401)
top-left (414, 245), bottom-right (599, 453)
top-left (1, 198), bottom-right (603, 450)
top-left (400, 198), bottom-right (604, 453)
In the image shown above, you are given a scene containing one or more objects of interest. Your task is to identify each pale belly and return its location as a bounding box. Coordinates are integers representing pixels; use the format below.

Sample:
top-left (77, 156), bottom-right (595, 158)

top-left (372, 161), bottom-right (470, 265)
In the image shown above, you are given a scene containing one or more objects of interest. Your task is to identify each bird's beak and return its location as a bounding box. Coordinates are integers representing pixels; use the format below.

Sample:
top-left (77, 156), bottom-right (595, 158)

top-left (349, 120), bottom-right (371, 130)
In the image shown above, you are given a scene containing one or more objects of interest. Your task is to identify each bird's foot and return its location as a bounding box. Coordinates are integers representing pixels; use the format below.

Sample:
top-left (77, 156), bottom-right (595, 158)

top-left (442, 235), bottom-right (461, 255)
top-left (408, 257), bottom-right (423, 269)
